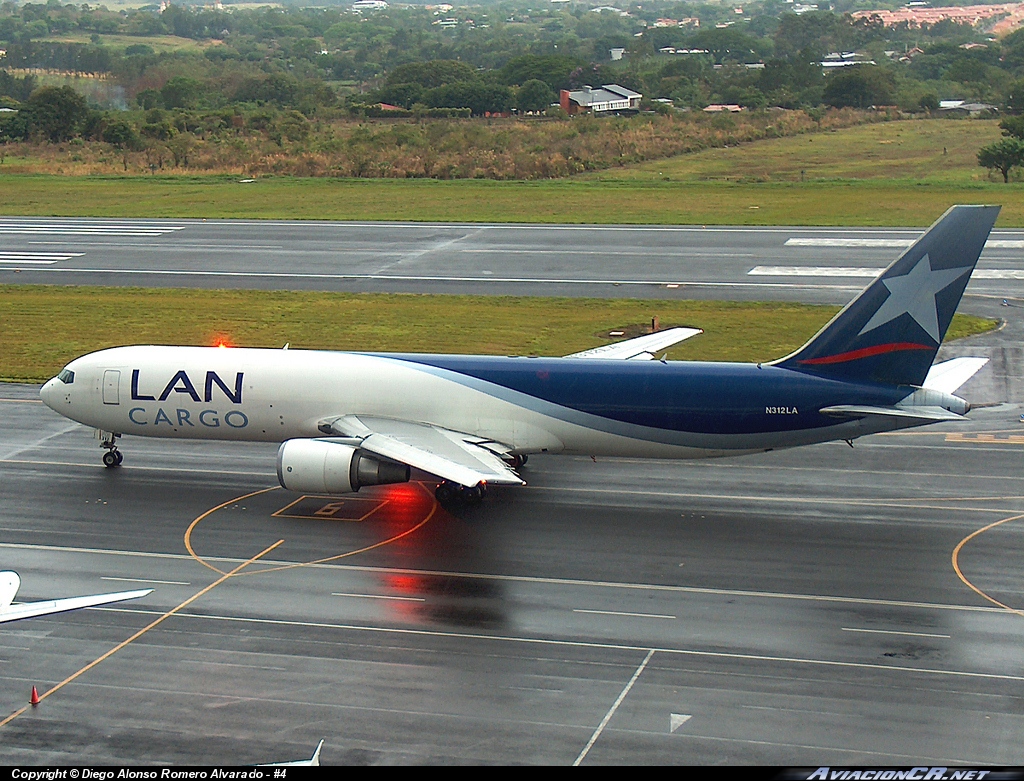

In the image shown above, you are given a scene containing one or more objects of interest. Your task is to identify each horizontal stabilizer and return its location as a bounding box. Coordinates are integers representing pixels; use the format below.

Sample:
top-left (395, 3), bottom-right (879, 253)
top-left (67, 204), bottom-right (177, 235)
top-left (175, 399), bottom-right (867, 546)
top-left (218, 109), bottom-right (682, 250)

top-left (0, 576), bottom-right (152, 625)
top-left (566, 327), bottom-right (702, 360)
top-left (922, 357), bottom-right (989, 394)
top-left (328, 416), bottom-right (523, 487)
top-left (819, 404), bottom-right (965, 422)
top-left (258, 739), bottom-right (325, 767)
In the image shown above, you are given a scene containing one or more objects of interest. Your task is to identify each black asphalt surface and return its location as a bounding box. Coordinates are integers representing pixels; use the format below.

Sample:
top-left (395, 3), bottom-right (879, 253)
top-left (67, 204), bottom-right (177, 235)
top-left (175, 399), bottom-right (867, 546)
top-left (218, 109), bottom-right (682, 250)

top-left (1, 217), bottom-right (1023, 765)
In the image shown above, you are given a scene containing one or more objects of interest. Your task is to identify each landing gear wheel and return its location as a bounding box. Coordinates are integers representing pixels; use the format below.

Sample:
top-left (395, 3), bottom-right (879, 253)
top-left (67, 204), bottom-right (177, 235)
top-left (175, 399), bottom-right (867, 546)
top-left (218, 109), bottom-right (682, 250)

top-left (114, 450), bottom-right (124, 465)
top-left (102, 450), bottom-right (120, 468)
top-left (435, 481), bottom-right (456, 505)
top-left (460, 484), bottom-right (484, 505)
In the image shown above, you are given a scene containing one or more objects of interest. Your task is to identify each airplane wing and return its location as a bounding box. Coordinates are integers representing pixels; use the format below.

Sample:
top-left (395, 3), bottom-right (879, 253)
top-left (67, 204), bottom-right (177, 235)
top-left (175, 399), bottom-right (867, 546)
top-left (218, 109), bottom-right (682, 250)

top-left (921, 357), bottom-right (989, 394)
top-left (819, 405), bottom-right (965, 422)
top-left (326, 416), bottom-right (524, 487)
top-left (565, 327), bottom-right (703, 360)
top-left (0, 571), bottom-right (152, 624)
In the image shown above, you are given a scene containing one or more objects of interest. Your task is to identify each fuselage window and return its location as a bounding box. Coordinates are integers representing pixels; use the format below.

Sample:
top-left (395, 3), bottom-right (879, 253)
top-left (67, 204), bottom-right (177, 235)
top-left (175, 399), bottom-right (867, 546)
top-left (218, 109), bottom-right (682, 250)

top-left (57, 369), bottom-right (75, 384)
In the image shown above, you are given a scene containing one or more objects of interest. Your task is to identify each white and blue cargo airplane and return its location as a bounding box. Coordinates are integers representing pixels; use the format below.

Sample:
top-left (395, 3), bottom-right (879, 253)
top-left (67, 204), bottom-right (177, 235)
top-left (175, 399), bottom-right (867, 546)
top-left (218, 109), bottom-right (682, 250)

top-left (40, 206), bottom-right (998, 505)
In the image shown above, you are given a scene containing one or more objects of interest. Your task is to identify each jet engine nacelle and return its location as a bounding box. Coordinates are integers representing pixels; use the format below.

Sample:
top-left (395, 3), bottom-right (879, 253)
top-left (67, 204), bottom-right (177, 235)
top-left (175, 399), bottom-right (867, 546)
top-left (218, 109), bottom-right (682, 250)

top-left (901, 387), bottom-right (971, 415)
top-left (277, 438), bottom-right (410, 494)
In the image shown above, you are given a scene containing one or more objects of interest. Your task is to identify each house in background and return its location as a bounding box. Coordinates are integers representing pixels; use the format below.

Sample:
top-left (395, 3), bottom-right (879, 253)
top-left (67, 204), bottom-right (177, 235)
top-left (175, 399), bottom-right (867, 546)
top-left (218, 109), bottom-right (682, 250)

top-left (560, 84), bottom-right (642, 115)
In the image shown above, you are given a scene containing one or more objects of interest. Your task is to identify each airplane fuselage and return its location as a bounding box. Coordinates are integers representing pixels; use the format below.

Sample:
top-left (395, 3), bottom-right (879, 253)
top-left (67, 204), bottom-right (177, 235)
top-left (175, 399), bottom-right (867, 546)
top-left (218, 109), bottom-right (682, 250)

top-left (40, 345), bottom-right (937, 460)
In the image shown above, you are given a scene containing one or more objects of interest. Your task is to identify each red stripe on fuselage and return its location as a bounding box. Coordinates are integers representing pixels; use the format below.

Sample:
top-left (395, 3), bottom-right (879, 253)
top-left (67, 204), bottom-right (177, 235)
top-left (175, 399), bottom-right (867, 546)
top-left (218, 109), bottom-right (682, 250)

top-left (798, 342), bottom-right (932, 366)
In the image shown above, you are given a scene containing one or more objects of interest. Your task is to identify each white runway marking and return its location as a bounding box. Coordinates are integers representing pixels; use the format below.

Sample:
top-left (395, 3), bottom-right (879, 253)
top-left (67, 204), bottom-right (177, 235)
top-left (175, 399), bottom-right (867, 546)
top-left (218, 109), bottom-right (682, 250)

top-left (750, 266), bottom-right (1024, 279)
top-left (181, 659), bottom-right (287, 671)
top-left (574, 649), bottom-right (655, 766)
top-left (100, 577), bottom-right (191, 586)
top-left (670, 713), bottom-right (692, 732)
top-left (331, 592), bottom-right (425, 602)
top-left (574, 609), bottom-right (676, 620)
top-left (0, 222), bottom-right (185, 237)
top-left (842, 627), bottom-right (951, 639)
top-left (0, 252), bottom-right (84, 265)
top-left (786, 238), bottom-right (1024, 249)
top-left (752, 266), bottom-right (882, 277)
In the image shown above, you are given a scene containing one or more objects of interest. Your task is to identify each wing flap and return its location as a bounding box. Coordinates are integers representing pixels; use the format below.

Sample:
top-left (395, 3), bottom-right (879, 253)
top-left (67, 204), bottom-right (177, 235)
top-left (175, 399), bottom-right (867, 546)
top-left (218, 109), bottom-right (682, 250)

top-left (922, 357), bottom-right (989, 394)
top-left (328, 416), bottom-right (523, 487)
top-left (566, 327), bottom-right (702, 360)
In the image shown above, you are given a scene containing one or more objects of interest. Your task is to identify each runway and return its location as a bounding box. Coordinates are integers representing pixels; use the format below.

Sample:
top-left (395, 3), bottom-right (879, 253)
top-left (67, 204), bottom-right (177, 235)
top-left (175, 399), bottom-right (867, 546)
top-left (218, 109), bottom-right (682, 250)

top-left (2, 217), bottom-right (1024, 764)
top-left (2, 216), bottom-right (1024, 303)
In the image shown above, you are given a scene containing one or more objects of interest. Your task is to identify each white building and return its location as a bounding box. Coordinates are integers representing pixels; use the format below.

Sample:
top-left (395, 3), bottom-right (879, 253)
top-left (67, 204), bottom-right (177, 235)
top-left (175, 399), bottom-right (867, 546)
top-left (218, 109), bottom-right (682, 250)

top-left (561, 84), bottom-right (642, 115)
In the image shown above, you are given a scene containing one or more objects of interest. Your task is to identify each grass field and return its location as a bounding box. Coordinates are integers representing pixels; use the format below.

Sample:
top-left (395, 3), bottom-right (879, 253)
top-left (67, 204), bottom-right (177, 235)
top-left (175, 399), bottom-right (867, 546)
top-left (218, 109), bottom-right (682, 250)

top-left (1, 173), bottom-right (1022, 226)
top-left (0, 285), bottom-right (996, 383)
top-left (0, 118), bottom-right (1021, 225)
top-left (591, 118), bottom-right (1004, 185)
top-left (36, 34), bottom-right (217, 53)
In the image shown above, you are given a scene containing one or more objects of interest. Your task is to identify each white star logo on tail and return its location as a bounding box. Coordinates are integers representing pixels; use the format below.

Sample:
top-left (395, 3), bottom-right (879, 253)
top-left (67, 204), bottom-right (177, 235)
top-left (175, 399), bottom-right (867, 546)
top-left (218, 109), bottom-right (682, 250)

top-left (857, 254), bottom-right (973, 344)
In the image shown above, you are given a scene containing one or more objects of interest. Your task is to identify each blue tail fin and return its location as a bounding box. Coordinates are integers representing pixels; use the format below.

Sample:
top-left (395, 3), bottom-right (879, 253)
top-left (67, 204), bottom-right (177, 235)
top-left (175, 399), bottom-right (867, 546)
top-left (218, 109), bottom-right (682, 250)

top-left (775, 205), bottom-right (999, 387)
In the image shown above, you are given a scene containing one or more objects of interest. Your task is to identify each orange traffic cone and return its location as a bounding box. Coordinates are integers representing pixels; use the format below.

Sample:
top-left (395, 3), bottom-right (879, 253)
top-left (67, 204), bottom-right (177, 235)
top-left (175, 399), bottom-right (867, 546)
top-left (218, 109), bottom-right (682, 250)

top-left (29, 686), bottom-right (39, 706)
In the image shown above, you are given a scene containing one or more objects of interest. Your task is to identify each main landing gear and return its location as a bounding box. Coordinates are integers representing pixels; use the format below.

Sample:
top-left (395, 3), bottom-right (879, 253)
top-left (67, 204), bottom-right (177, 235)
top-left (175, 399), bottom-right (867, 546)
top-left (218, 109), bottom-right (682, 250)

top-left (435, 480), bottom-right (486, 508)
top-left (99, 432), bottom-right (123, 469)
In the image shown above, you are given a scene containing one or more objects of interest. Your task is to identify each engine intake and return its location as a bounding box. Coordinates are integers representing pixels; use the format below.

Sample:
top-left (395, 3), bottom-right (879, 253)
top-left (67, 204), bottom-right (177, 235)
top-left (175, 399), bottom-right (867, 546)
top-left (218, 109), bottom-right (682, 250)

top-left (277, 439), bottom-right (410, 494)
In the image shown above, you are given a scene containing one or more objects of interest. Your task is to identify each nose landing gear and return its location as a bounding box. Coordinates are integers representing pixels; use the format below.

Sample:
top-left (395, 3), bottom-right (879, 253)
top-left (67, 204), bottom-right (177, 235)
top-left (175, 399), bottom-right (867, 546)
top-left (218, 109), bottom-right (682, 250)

top-left (98, 431), bottom-right (123, 468)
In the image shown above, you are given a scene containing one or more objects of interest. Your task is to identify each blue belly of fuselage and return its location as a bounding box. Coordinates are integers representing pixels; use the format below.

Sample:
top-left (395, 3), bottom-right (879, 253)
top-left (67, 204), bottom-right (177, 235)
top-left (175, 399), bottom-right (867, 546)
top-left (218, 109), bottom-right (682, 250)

top-left (375, 354), bottom-right (906, 436)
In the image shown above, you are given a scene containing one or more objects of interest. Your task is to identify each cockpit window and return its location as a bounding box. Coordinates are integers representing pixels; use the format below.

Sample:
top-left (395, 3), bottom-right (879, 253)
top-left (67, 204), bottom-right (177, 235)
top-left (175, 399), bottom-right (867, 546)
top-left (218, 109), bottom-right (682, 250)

top-left (57, 369), bottom-right (75, 384)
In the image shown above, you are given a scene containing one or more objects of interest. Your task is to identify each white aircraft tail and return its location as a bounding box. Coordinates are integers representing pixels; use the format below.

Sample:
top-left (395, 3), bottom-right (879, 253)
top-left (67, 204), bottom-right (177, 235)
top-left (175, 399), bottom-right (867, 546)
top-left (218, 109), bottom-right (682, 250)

top-left (0, 572), bottom-right (20, 610)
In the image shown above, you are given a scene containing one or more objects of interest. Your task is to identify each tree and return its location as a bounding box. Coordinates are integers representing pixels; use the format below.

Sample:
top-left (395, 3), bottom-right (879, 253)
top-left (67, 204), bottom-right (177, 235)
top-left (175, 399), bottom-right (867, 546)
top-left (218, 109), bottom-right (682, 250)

top-left (498, 55), bottom-right (580, 91)
top-left (823, 66), bottom-right (895, 109)
top-left (23, 86), bottom-right (90, 142)
top-left (516, 79), bottom-right (555, 113)
top-left (160, 76), bottom-right (203, 110)
top-left (978, 137), bottom-right (1024, 182)
top-left (919, 93), bottom-right (939, 112)
top-left (773, 10), bottom-right (843, 60)
top-left (386, 60), bottom-right (477, 89)
top-left (101, 117), bottom-right (139, 171)
top-left (1006, 79), bottom-right (1024, 115)
top-left (101, 117), bottom-right (138, 149)
top-left (999, 115), bottom-right (1024, 140)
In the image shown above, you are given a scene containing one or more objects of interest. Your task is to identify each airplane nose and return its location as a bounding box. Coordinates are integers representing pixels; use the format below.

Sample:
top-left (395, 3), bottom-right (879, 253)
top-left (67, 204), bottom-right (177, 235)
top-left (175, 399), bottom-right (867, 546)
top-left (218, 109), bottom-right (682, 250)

top-left (39, 378), bottom-right (58, 410)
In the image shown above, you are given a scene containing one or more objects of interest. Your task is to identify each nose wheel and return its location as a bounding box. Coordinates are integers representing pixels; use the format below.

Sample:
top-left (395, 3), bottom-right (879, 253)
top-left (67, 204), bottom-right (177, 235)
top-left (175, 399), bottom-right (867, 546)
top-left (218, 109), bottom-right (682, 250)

top-left (99, 432), bottom-right (123, 468)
